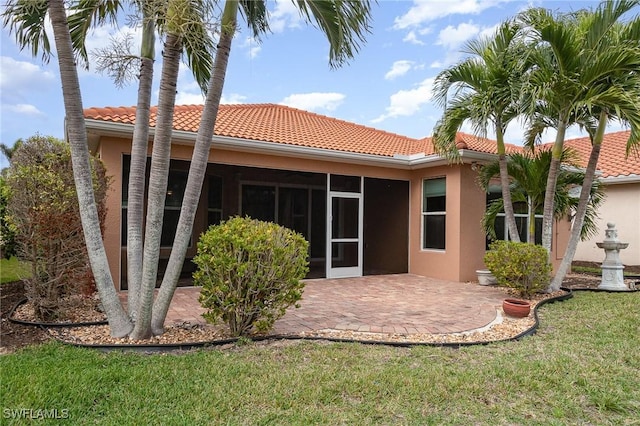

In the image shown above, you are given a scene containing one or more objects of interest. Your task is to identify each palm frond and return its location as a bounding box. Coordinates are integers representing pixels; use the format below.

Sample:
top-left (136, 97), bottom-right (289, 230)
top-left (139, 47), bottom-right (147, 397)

top-left (295, 0), bottom-right (373, 69)
top-left (2, 0), bottom-right (50, 62)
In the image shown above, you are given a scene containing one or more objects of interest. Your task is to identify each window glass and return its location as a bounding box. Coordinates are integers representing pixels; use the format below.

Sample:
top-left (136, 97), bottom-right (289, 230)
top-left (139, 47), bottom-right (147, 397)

top-left (330, 175), bottom-right (361, 193)
top-left (422, 178), bottom-right (446, 250)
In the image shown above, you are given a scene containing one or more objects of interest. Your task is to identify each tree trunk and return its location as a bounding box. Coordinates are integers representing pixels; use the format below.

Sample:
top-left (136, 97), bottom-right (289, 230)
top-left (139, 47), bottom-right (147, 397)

top-left (151, 0), bottom-right (239, 335)
top-left (496, 127), bottom-right (520, 243)
top-left (549, 113), bottom-right (607, 291)
top-left (130, 32), bottom-right (182, 340)
top-left (48, 0), bottom-right (132, 337)
top-left (528, 196), bottom-right (535, 244)
top-left (126, 15), bottom-right (155, 319)
top-left (541, 119), bottom-right (567, 254)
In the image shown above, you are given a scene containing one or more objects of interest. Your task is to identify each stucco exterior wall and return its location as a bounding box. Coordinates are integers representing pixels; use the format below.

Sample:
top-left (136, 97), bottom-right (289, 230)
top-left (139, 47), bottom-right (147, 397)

top-left (574, 182), bottom-right (640, 266)
top-left (407, 165), bottom-right (488, 282)
top-left (98, 136), bottom-right (573, 289)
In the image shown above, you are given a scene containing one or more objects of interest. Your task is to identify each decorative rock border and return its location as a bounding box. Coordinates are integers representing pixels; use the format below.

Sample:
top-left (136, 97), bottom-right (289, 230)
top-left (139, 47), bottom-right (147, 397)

top-left (37, 290), bottom-right (580, 351)
top-left (7, 298), bottom-right (108, 328)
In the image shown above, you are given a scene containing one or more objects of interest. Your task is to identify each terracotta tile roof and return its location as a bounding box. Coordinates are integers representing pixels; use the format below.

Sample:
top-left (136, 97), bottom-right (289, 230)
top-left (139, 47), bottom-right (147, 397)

top-left (84, 103), bottom-right (419, 158)
top-left (84, 104), bottom-right (640, 178)
top-left (561, 131), bottom-right (640, 178)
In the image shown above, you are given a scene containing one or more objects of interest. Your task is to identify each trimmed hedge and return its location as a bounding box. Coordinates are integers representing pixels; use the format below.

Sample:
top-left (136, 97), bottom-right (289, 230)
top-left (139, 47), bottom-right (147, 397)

top-left (194, 217), bottom-right (309, 336)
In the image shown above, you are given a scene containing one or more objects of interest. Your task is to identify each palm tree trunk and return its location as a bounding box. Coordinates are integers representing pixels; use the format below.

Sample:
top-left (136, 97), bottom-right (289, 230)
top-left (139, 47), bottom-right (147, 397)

top-left (151, 0), bottom-right (239, 335)
top-left (130, 32), bottom-right (182, 340)
top-left (496, 128), bottom-right (520, 243)
top-left (541, 119), bottom-right (567, 254)
top-left (549, 112), bottom-right (606, 291)
top-left (528, 196), bottom-right (535, 244)
top-left (48, 0), bottom-right (132, 337)
top-left (126, 14), bottom-right (155, 319)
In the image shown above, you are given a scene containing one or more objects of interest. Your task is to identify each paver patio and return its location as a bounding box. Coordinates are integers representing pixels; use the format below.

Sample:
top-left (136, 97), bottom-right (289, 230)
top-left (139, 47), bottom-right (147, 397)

top-left (153, 274), bottom-right (510, 336)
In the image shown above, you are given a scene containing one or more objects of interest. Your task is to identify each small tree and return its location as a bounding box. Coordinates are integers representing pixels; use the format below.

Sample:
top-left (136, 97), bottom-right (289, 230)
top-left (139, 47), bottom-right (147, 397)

top-left (195, 217), bottom-right (309, 337)
top-left (484, 240), bottom-right (551, 299)
top-left (5, 136), bottom-right (109, 320)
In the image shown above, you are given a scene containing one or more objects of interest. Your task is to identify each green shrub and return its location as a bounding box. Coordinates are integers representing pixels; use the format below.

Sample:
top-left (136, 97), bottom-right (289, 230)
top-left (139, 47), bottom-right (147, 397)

top-left (0, 176), bottom-right (17, 259)
top-left (5, 135), bottom-right (109, 320)
top-left (194, 217), bottom-right (309, 337)
top-left (483, 240), bottom-right (551, 299)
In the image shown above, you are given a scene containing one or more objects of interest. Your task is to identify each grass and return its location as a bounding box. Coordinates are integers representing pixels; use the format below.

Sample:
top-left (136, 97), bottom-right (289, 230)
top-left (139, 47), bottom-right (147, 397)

top-left (0, 257), bottom-right (31, 284)
top-left (2, 292), bottom-right (639, 424)
top-left (572, 263), bottom-right (639, 277)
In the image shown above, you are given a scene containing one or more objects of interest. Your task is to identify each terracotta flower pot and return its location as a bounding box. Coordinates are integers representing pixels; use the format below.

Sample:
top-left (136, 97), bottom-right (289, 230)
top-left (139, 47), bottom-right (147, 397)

top-left (502, 298), bottom-right (531, 318)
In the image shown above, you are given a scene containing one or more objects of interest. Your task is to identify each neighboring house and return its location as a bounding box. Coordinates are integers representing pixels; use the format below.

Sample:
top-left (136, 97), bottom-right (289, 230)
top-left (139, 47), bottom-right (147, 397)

top-left (83, 104), bottom-right (571, 290)
top-left (566, 131), bottom-right (640, 266)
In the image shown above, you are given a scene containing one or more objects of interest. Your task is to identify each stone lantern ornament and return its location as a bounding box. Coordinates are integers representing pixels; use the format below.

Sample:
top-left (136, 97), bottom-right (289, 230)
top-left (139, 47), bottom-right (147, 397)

top-left (596, 223), bottom-right (631, 291)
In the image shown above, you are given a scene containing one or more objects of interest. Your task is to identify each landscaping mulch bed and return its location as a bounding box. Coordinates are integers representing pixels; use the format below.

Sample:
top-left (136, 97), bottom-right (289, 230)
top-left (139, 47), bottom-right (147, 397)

top-left (1, 271), bottom-right (636, 353)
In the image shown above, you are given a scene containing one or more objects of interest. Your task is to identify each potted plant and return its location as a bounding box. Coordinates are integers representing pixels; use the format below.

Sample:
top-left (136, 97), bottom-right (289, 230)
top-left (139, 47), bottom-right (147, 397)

top-left (476, 268), bottom-right (497, 285)
top-left (483, 241), bottom-right (552, 317)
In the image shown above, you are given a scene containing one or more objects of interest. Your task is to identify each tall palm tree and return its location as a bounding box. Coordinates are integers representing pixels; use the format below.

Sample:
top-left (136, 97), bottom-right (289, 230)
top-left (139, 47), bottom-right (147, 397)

top-left (3, 0), bottom-right (374, 338)
top-left (68, 0), bottom-right (215, 326)
top-left (432, 20), bottom-right (529, 243)
top-left (3, 0), bottom-right (133, 337)
top-left (548, 10), bottom-right (640, 290)
top-left (478, 149), bottom-right (604, 246)
top-left (518, 0), bottom-right (640, 261)
top-left (150, 0), bottom-right (374, 335)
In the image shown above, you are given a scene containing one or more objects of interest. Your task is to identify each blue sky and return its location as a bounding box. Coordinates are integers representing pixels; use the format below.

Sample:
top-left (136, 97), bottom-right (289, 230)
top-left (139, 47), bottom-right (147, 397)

top-left (0, 0), bottom-right (622, 169)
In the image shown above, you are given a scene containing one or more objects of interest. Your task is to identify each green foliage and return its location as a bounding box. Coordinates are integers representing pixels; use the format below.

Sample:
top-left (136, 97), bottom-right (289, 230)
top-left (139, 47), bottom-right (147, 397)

top-left (0, 176), bottom-right (17, 259)
top-left (4, 135), bottom-right (109, 320)
top-left (195, 216), bottom-right (309, 336)
top-left (484, 240), bottom-right (552, 298)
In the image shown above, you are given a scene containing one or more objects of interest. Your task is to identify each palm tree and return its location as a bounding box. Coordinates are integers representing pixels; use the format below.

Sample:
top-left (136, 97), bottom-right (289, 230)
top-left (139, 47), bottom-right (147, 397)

top-left (68, 1), bottom-right (215, 332)
top-left (548, 16), bottom-right (640, 290)
top-left (150, 0), bottom-right (374, 335)
top-left (518, 0), bottom-right (640, 263)
top-left (3, 0), bottom-right (133, 337)
top-left (478, 149), bottom-right (604, 246)
top-left (0, 139), bottom-right (24, 163)
top-left (3, 0), bottom-right (373, 338)
top-left (432, 20), bottom-right (529, 243)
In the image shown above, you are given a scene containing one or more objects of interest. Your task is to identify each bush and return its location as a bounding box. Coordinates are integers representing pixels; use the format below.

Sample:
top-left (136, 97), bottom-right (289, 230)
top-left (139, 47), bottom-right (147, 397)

top-left (483, 240), bottom-right (551, 299)
top-left (5, 136), bottom-right (109, 320)
top-left (194, 217), bottom-right (309, 336)
top-left (0, 176), bottom-right (17, 259)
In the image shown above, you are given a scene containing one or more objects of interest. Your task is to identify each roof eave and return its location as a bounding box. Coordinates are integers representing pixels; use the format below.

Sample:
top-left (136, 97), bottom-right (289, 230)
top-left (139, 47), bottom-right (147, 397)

top-left (600, 174), bottom-right (640, 184)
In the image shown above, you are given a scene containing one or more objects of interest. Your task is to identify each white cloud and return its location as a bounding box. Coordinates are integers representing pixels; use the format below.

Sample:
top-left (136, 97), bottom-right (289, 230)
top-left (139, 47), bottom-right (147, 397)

top-left (4, 103), bottom-right (45, 116)
top-left (385, 60), bottom-right (415, 80)
top-left (175, 91), bottom-right (205, 105)
top-left (403, 31), bottom-right (425, 45)
top-left (394, 0), bottom-right (512, 29)
top-left (221, 93), bottom-right (247, 104)
top-left (0, 57), bottom-right (55, 101)
top-left (279, 92), bottom-right (345, 112)
top-left (269, 0), bottom-right (303, 33)
top-left (239, 37), bottom-right (262, 59)
top-left (371, 78), bottom-right (434, 123)
top-left (436, 22), bottom-right (480, 50)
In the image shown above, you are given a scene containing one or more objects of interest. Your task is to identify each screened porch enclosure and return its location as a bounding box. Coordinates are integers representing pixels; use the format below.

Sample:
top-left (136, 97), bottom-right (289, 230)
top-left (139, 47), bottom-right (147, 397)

top-left (120, 156), bottom-right (408, 289)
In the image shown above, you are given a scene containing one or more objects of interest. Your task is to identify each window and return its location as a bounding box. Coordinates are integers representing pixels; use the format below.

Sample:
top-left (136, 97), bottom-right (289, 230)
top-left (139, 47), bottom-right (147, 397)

top-left (486, 189), bottom-right (542, 245)
top-left (422, 178), bottom-right (446, 250)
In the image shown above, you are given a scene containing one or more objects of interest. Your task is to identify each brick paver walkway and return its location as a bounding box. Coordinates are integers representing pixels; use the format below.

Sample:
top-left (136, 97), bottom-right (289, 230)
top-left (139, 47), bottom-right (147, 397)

top-left (145, 274), bottom-right (508, 336)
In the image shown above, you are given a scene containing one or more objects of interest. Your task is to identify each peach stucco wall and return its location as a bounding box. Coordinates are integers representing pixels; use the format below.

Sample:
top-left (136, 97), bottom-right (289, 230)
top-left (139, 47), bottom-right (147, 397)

top-left (407, 164), bottom-right (489, 282)
top-left (98, 136), bottom-right (572, 288)
top-left (575, 183), bottom-right (640, 266)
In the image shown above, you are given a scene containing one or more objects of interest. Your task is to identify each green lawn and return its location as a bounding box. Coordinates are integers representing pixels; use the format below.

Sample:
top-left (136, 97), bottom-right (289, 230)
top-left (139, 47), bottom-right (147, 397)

top-left (0, 257), bottom-right (31, 284)
top-left (1, 291), bottom-right (639, 424)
